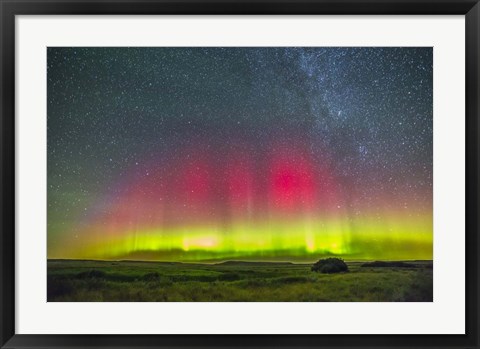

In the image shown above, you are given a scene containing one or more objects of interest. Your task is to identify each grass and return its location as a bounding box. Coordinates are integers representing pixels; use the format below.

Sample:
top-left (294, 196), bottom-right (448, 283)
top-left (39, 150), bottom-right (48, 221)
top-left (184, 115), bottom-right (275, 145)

top-left (47, 259), bottom-right (433, 302)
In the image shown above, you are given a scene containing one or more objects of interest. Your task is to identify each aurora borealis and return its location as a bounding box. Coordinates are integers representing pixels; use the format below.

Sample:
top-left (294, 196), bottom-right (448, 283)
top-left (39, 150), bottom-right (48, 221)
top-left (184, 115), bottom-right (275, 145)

top-left (47, 47), bottom-right (433, 262)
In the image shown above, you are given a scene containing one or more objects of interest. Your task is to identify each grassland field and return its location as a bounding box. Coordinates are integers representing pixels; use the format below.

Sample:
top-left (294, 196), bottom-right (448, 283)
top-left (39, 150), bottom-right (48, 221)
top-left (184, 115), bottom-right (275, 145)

top-left (47, 259), bottom-right (433, 302)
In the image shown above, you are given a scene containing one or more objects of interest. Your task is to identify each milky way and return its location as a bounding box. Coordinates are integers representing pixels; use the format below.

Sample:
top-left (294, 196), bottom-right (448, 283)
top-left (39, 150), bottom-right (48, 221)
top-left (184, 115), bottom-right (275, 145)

top-left (47, 47), bottom-right (433, 261)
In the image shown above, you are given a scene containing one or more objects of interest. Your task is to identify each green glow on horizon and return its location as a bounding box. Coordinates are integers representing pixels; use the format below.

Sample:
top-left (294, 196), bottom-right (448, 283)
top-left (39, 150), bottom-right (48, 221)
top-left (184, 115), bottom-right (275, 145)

top-left (52, 213), bottom-right (433, 261)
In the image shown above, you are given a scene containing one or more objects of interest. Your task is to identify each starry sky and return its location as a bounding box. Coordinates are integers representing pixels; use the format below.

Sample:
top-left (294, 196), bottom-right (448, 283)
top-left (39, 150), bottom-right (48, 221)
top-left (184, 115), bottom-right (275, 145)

top-left (47, 47), bottom-right (433, 262)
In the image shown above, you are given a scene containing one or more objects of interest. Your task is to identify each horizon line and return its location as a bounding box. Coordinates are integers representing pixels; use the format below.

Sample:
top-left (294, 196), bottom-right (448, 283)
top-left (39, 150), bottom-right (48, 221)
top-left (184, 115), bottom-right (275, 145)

top-left (47, 257), bottom-right (434, 264)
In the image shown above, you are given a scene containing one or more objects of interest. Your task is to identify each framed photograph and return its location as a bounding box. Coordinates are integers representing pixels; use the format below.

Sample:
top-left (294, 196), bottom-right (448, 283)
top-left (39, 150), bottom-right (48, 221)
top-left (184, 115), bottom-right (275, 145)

top-left (1, 0), bottom-right (478, 348)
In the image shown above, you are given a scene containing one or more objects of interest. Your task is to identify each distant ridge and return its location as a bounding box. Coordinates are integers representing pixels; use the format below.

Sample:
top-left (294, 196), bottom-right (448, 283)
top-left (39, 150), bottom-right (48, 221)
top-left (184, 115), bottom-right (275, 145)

top-left (48, 258), bottom-right (195, 265)
top-left (214, 260), bottom-right (294, 266)
top-left (47, 259), bottom-right (298, 266)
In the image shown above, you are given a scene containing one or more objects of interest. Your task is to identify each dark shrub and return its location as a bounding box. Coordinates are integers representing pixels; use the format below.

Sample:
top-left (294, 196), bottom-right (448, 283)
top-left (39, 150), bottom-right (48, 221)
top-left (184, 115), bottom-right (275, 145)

top-left (108, 273), bottom-right (136, 282)
top-left (311, 258), bottom-right (349, 274)
top-left (361, 261), bottom-right (416, 268)
top-left (142, 272), bottom-right (161, 282)
top-left (76, 269), bottom-right (106, 279)
top-left (272, 276), bottom-right (310, 284)
top-left (47, 277), bottom-right (74, 300)
top-left (218, 273), bottom-right (241, 281)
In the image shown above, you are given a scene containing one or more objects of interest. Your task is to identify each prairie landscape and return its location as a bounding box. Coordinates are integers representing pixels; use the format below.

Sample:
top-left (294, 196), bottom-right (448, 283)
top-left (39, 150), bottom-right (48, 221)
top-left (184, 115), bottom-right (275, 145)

top-left (47, 259), bottom-right (433, 302)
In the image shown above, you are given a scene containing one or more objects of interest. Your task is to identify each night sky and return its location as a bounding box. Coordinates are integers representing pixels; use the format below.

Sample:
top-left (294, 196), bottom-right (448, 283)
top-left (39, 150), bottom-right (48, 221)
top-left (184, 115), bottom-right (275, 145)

top-left (47, 47), bottom-right (433, 261)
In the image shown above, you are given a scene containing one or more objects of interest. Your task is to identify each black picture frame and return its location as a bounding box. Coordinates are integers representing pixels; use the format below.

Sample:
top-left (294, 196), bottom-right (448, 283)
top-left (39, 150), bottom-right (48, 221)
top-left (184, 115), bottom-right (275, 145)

top-left (1, 0), bottom-right (479, 348)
